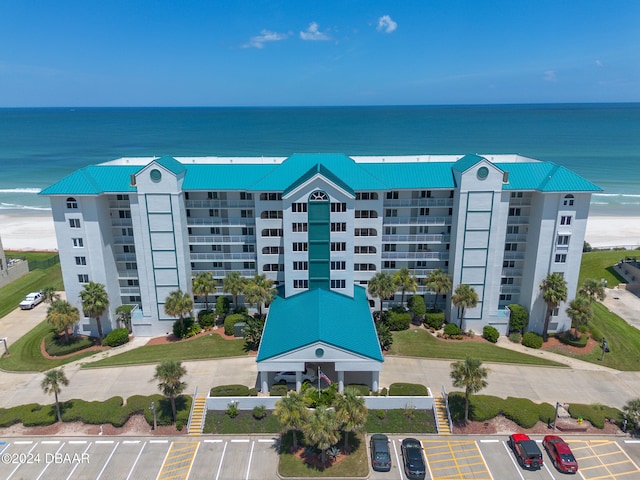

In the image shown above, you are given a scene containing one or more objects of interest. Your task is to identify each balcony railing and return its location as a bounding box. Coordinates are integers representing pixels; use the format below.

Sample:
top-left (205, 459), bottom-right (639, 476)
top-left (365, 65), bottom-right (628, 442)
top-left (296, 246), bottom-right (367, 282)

top-left (111, 219), bottom-right (133, 226)
top-left (383, 198), bottom-right (454, 207)
top-left (187, 217), bottom-right (255, 226)
top-left (117, 270), bottom-right (139, 278)
top-left (382, 234), bottom-right (450, 243)
top-left (500, 285), bottom-right (521, 294)
top-left (190, 252), bottom-right (256, 261)
top-left (505, 234), bottom-right (528, 242)
top-left (108, 200), bottom-right (131, 208)
top-left (184, 199), bottom-right (254, 209)
top-left (190, 269), bottom-right (256, 277)
top-left (189, 235), bottom-right (256, 244)
top-left (381, 251), bottom-right (449, 260)
top-left (383, 216), bottom-right (451, 226)
top-left (503, 251), bottom-right (525, 260)
top-left (119, 287), bottom-right (141, 295)
top-left (502, 268), bottom-right (523, 277)
top-left (506, 216), bottom-right (529, 225)
top-left (115, 253), bottom-right (137, 262)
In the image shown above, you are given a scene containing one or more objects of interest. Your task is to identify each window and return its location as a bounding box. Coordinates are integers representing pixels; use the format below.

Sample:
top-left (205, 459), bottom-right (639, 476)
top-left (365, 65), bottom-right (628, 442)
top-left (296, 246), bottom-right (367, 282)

top-left (563, 194), bottom-right (574, 206)
top-left (118, 210), bottom-right (131, 219)
top-left (330, 202), bottom-right (347, 212)
top-left (354, 263), bottom-right (376, 271)
top-left (508, 207), bottom-right (521, 216)
top-left (127, 279), bottom-right (139, 286)
top-left (499, 294), bottom-right (512, 301)
top-left (211, 245), bottom-right (222, 251)
top-left (243, 262), bottom-right (254, 269)
top-left (356, 192), bottom-right (378, 200)
top-left (557, 235), bottom-right (570, 246)
top-left (555, 254), bottom-right (567, 263)
top-left (331, 261), bottom-right (346, 270)
top-left (209, 209), bottom-right (219, 217)
top-left (78, 274), bottom-right (89, 283)
top-left (208, 192), bottom-right (219, 199)
top-left (510, 192), bottom-right (523, 198)
top-left (293, 279), bottom-right (308, 289)
top-left (292, 222), bottom-right (308, 232)
top-left (292, 242), bottom-right (308, 252)
top-left (386, 191), bottom-right (398, 200)
top-left (263, 264), bottom-right (281, 272)
top-left (261, 210), bottom-right (283, 219)
top-left (66, 197), bottom-right (78, 209)
top-left (385, 209), bottom-right (398, 217)
top-left (419, 208), bottom-right (430, 216)
top-left (129, 296), bottom-right (141, 302)
top-left (241, 209), bottom-right (253, 218)
top-left (262, 228), bottom-right (283, 237)
top-left (69, 218), bottom-right (81, 228)
top-left (309, 191), bottom-right (328, 201)
top-left (242, 227), bottom-right (254, 236)
top-left (355, 245), bottom-right (376, 254)
top-left (260, 192), bottom-right (282, 201)
top-left (330, 222), bottom-right (346, 232)
top-left (125, 262), bottom-right (137, 270)
top-left (355, 228), bottom-right (377, 236)
top-left (75, 256), bottom-right (87, 266)
top-left (383, 261), bottom-right (396, 269)
top-left (292, 203), bottom-right (307, 213)
top-left (355, 210), bottom-right (377, 218)
top-left (560, 216), bottom-right (572, 225)
top-left (501, 277), bottom-right (514, 285)
top-left (123, 245), bottom-right (135, 253)
top-left (331, 279), bottom-right (346, 288)
top-left (384, 227), bottom-right (397, 235)
top-left (72, 237), bottom-right (84, 247)
top-left (240, 192), bottom-right (252, 200)
top-left (503, 260), bottom-right (515, 268)
top-left (552, 307), bottom-right (560, 316)
top-left (505, 243), bottom-right (518, 251)
top-left (331, 242), bottom-right (346, 251)
top-left (507, 226), bottom-right (519, 234)
top-left (420, 190), bottom-right (432, 198)
top-left (243, 244), bottom-right (255, 253)
top-left (293, 261), bottom-right (308, 270)
top-left (384, 244), bottom-right (396, 252)
top-left (262, 246), bottom-right (284, 254)
top-left (122, 228), bottom-right (134, 236)
top-left (117, 194), bottom-right (129, 201)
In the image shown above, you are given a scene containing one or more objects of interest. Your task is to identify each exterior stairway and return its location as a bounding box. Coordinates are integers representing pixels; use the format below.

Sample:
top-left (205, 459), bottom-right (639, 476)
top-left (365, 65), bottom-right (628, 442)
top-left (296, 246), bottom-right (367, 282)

top-left (434, 395), bottom-right (452, 435)
top-left (188, 395), bottom-right (207, 436)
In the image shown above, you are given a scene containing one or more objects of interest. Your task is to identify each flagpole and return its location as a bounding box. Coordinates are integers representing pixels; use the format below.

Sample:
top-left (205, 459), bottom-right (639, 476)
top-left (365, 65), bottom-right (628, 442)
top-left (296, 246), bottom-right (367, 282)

top-left (318, 366), bottom-right (320, 398)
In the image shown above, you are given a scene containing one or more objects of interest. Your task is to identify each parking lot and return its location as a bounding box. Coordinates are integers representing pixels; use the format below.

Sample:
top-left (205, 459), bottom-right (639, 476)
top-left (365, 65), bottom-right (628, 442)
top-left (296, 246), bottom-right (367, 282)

top-left (370, 435), bottom-right (640, 480)
top-left (0, 435), bottom-right (279, 480)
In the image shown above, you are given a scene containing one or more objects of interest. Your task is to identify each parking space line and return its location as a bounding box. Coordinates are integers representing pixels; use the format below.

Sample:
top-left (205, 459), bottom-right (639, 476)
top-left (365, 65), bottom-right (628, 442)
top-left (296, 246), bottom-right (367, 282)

top-left (69, 440), bottom-right (87, 444)
top-left (422, 439), bottom-right (492, 480)
top-left (6, 441), bottom-right (39, 480)
top-left (41, 440), bottom-right (60, 444)
top-left (150, 440), bottom-right (169, 444)
top-left (185, 441), bottom-right (200, 480)
top-left (66, 442), bottom-right (92, 480)
top-left (215, 441), bottom-right (228, 480)
top-left (36, 441), bottom-right (65, 480)
top-left (96, 441), bottom-right (120, 480)
top-left (205, 439), bottom-right (223, 443)
top-left (475, 440), bottom-right (494, 480)
top-left (392, 440), bottom-right (404, 480)
top-left (232, 439), bottom-right (250, 442)
top-left (125, 441), bottom-right (147, 480)
top-left (245, 440), bottom-right (255, 480)
top-left (501, 440), bottom-right (525, 480)
top-left (13, 441), bottom-right (33, 445)
top-left (543, 461), bottom-right (558, 480)
top-left (258, 439), bottom-right (275, 443)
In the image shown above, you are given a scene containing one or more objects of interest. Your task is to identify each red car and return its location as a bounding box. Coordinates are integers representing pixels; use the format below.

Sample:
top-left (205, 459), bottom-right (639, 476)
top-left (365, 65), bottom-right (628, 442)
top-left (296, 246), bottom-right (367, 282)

top-left (543, 435), bottom-right (578, 474)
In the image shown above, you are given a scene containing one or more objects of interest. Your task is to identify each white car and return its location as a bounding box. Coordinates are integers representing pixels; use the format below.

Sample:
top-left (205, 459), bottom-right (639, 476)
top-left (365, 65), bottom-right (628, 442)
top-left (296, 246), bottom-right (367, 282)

top-left (274, 370), bottom-right (316, 384)
top-left (19, 291), bottom-right (43, 310)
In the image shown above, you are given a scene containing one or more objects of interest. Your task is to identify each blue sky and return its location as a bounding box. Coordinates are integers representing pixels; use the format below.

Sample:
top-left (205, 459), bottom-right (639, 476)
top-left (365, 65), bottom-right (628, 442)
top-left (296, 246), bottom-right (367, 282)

top-left (0, 0), bottom-right (638, 106)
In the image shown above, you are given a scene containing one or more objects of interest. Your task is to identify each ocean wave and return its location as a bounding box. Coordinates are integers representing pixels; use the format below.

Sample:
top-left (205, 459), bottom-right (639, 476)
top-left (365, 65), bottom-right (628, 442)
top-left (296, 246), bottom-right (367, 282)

top-left (0, 188), bottom-right (42, 194)
top-left (0, 202), bottom-right (51, 211)
top-left (592, 193), bottom-right (640, 198)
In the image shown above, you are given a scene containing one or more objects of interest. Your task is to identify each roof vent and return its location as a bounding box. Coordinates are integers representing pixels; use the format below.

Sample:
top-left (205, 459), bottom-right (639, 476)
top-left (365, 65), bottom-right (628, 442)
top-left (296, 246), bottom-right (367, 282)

top-left (130, 174), bottom-right (137, 186)
top-left (502, 171), bottom-right (510, 184)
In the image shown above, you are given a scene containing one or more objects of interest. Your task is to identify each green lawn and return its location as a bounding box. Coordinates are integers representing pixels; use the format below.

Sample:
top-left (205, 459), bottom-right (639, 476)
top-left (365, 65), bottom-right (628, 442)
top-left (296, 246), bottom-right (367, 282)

top-left (83, 332), bottom-right (248, 368)
top-left (545, 302), bottom-right (640, 371)
top-left (388, 329), bottom-right (565, 367)
top-left (578, 248), bottom-right (640, 288)
top-left (0, 321), bottom-right (97, 372)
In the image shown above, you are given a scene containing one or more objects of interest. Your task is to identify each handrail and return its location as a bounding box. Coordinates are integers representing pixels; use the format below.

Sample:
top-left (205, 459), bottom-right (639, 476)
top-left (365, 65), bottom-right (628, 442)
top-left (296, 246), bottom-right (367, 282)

top-left (187, 384), bottom-right (198, 432)
top-left (441, 384), bottom-right (453, 432)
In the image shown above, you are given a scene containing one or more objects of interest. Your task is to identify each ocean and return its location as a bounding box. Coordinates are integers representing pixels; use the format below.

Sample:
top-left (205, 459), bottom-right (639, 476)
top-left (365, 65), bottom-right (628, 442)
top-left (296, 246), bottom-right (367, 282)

top-left (0, 104), bottom-right (638, 216)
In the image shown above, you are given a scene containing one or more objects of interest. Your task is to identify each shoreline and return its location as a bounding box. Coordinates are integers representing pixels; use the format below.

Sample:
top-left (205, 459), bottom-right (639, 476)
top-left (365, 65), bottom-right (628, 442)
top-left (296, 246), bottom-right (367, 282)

top-left (1, 213), bottom-right (639, 252)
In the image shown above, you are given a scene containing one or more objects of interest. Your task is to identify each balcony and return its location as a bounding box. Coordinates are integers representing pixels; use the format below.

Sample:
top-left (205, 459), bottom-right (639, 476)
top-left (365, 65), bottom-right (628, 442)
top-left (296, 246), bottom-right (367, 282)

top-left (381, 251), bottom-right (449, 260)
top-left (189, 235), bottom-right (256, 244)
top-left (190, 252), bottom-right (256, 261)
top-left (503, 251), bottom-right (525, 260)
top-left (190, 269), bottom-right (256, 277)
top-left (119, 286), bottom-right (141, 295)
top-left (187, 217), bottom-right (255, 227)
top-left (109, 200), bottom-right (131, 209)
top-left (505, 234), bottom-right (528, 242)
top-left (184, 199), bottom-right (254, 209)
top-left (383, 198), bottom-right (454, 208)
top-left (115, 253), bottom-right (137, 262)
top-left (382, 234), bottom-right (450, 243)
top-left (117, 270), bottom-right (139, 279)
top-left (501, 268), bottom-right (523, 277)
top-left (111, 218), bottom-right (133, 227)
top-left (506, 216), bottom-right (529, 225)
top-left (500, 285), bottom-right (521, 294)
top-left (383, 216), bottom-right (451, 226)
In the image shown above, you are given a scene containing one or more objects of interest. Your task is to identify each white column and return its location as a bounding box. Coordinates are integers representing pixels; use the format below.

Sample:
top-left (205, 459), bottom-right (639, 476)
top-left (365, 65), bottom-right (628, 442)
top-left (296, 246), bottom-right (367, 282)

top-left (296, 371), bottom-right (302, 393)
top-left (260, 371), bottom-right (269, 394)
top-left (337, 371), bottom-right (344, 393)
top-left (372, 371), bottom-right (379, 393)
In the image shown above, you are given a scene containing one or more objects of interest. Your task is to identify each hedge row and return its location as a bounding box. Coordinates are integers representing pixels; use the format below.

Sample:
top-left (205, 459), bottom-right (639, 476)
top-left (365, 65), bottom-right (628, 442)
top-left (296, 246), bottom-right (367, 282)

top-left (568, 403), bottom-right (623, 429)
top-left (0, 394), bottom-right (191, 428)
top-left (44, 332), bottom-right (94, 356)
top-left (102, 328), bottom-right (130, 347)
top-left (388, 383), bottom-right (429, 396)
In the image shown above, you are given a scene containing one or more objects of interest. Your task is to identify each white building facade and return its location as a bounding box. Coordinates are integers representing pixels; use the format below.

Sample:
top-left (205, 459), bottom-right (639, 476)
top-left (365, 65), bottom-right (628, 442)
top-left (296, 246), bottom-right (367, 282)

top-left (42, 153), bottom-right (600, 338)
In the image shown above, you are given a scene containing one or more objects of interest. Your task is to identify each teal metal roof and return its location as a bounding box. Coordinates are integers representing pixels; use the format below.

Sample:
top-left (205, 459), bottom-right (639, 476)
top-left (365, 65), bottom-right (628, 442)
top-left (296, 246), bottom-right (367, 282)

top-left (496, 162), bottom-right (602, 192)
top-left (360, 162), bottom-right (456, 189)
top-left (452, 154), bottom-right (488, 173)
top-left (154, 156), bottom-right (186, 174)
top-left (40, 166), bottom-right (140, 195)
top-left (282, 162), bottom-right (355, 197)
top-left (256, 285), bottom-right (383, 362)
top-left (182, 164), bottom-right (275, 190)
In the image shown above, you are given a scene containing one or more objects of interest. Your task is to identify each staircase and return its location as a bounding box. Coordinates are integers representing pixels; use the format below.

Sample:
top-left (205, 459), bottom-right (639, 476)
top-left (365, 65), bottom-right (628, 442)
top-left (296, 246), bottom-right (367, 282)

top-left (188, 394), bottom-right (207, 436)
top-left (434, 395), bottom-right (452, 435)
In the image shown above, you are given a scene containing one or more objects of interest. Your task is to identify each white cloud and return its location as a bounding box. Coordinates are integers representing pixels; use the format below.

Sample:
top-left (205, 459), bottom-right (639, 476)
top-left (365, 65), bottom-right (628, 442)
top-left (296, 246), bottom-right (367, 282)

top-left (543, 70), bottom-right (557, 82)
top-left (300, 22), bottom-right (331, 41)
top-left (244, 30), bottom-right (288, 49)
top-left (595, 59), bottom-right (604, 67)
top-left (376, 15), bottom-right (397, 33)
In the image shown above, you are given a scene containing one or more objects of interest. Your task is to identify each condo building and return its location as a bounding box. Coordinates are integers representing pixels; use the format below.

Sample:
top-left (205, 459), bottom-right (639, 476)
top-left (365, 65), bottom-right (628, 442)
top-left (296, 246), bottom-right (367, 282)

top-left (42, 153), bottom-right (600, 348)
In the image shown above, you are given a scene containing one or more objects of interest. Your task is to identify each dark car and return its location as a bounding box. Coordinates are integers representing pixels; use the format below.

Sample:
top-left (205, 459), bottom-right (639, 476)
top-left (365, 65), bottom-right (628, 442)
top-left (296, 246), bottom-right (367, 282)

top-left (401, 438), bottom-right (426, 479)
top-left (508, 433), bottom-right (543, 470)
top-left (370, 434), bottom-right (391, 472)
top-left (543, 435), bottom-right (578, 474)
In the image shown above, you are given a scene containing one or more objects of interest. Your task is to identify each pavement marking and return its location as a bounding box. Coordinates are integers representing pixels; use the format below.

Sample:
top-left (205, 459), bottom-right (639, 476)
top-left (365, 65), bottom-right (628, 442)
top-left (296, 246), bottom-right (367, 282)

top-left (475, 440), bottom-right (495, 480)
top-left (96, 441), bottom-right (120, 480)
top-left (6, 442), bottom-right (39, 480)
top-left (215, 440), bottom-right (229, 480)
top-left (391, 439), bottom-right (404, 480)
top-left (150, 439), bottom-right (169, 444)
top-left (422, 439), bottom-right (492, 480)
top-left (258, 439), bottom-right (275, 443)
top-left (123, 440), bottom-right (141, 444)
top-left (69, 440), bottom-right (87, 444)
top-left (13, 441), bottom-right (33, 445)
top-left (245, 440), bottom-right (255, 480)
top-left (36, 442), bottom-right (65, 480)
top-left (543, 461), bottom-right (558, 480)
top-left (125, 441), bottom-right (147, 480)
top-left (570, 440), bottom-right (640, 480)
top-left (157, 441), bottom-right (200, 480)
top-left (95, 440), bottom-right (115, 444)
top-left (231, 439), bottom-right (250, 442)
top-left (41, 440), bottom-right (60, 444)
top-left (501, 440), bottom-right (525, 480)
top-left (205, 439), bottom-right (223, 443)
top-left (185, 441), bottom-right (200, 480)
top-left (66, 443), bottom-right (92, 480)
top-left (625, 440), bottom-right (640, 444)
top-left (480, 439), bottom-right (500, 443)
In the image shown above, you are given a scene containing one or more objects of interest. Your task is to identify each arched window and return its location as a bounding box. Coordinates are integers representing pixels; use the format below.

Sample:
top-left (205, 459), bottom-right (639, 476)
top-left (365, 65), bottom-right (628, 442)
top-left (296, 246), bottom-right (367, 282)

top-left (563, 194), bottom-right (575, 206)
top-left (309, 191), bottom-right (329, 202)
top-left (66, 197), bottom-right (78, 209)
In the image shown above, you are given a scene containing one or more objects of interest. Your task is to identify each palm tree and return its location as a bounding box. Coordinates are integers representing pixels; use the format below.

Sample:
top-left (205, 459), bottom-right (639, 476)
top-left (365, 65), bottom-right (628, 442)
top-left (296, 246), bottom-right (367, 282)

top-left (451, 284), bottom-right (478, 330)
top-left (192, 271), bottom-right (216, 311)
top-left (302, 407), bottom-right (340, 466)
top-left (41, 286), bottom-right (61, 304)
top-left (334, 387), bottom-right (368, 451)
top-left (579, 278), bottom-right (606, 304)
top-left (273, 392), bottom-right (307, 451)
top-left (393, 267), bottom-right (418, 307)
top-left (450, 357), bottom-right (489, 424)
top-left (152, 360), bottom-right (187, 423)
top-left (368, 272), bottom-right (397, 318)
top-left (115, 304), bottom-right (134, 333)
top-left (540, 272), bottom-right (568, 341)
top-left (623, 398), bottom-right (640, 431)
top-left (46, 300), bottom-right (80, 344)
top-left (41, 368), bottom-right (69, 422)
top-left (566, 295), bottom-right (592, 339)
top-left (164, 289), bottom-right (193, 335)
top-left (244, 273), bottom-right (276, 317)
top-left (424, 269), bottom-right (452, 310)
top-left (79, 281), bottom-right (110, 340)
top-left (223, 271), bottom-right (247, 309)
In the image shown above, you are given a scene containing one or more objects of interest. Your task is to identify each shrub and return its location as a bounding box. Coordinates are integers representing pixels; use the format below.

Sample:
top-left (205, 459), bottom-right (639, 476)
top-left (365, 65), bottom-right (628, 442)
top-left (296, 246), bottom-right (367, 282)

top-left (482, 325), bottom-right (500, 343)
top-left (243, 316), bottom-right (265, 351)
top-left (224, 313), bottom-right (248, 336)
top-left (386, 310), bottom-right (411, 331)
top-left (346, 384), bottom-right (370, 396)
top-left (389, 383), bottom-right (429, 396)
top-left (508, 332), bottom-right (521, 344)
top-left (209, 385), bottom-right (250, 397)
top-left (375, 409), bottom-right (386, 419)
top-left (443, 323), bottom-right (462, 337)
top-left (508, 304), bottom-right (529, 332)
top-left (522, 331), bottom-right (543, 349)
top-left (569, 403), bottom-right (623, 429)
top-left (44, 332), bottom-right (94, 356)
top-left (248, 388), bottom-right (258, 397)
top-left (376, 322), bottom-right (393, 351)
top-left (197, 310), bottom-right (216, 329)
top-left (407, 296), bottom-right (426, 321)
top-left (252, 405), bottom-right (267, 420)
top-left (101, 328), bottom-right (130, 347)
top-left (215, 296), bottom-right (231, 321)
top-left (269, 384), bottom-right (289, 396)
top-left (502, 397), bottom-right (554, 429)
top-left (424, 309), bottom-right (445, 330)
top-left (172, 317), bottom-right (197, 339)
top-left (226, 402), bottom-right (239, 418)
top-left (176, 420), bottom-right (184, 431)
top-left (558, 331), bottom-right (588, 348)
top-left (380, 387), bottom-right (388, 397)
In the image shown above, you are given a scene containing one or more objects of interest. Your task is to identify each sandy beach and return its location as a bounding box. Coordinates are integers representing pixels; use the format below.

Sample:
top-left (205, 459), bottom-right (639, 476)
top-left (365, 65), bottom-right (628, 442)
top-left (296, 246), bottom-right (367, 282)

top-left (1, 213), bottom-right (639, 252)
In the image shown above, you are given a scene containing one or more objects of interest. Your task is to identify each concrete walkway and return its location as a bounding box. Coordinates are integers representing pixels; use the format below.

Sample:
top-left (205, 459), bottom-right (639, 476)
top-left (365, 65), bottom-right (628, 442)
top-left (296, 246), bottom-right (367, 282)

top-left (2, 294), bottom-right (640, 410)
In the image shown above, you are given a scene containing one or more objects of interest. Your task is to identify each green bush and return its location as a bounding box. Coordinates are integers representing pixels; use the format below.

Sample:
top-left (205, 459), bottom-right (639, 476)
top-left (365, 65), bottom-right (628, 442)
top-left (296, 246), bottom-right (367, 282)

top-left (508, 332), bottom-right (521, 343)
top-left (172, 317), bottom-right (197, 339)
top-left (568, 403), bottom-right (623, 429)
top-left (269, 384), bottom-right (289, 396)
top-left (424, 309), bottom-right (445, 330)
top-left (558, 332), bottom-right (588, 348)
top-left (386, 310), bottom-right (411, 331)
top-left (508, 304), bottom-right (529, 332)
top-left (44, 332), bottom-right (94, 356)
top-left (346, 384), bottom-right (370, 396)
top-left (482, 325), bottom-right (500, 343)
top-left (522, 331), bottom-right (543, 349)
top-left (224, 313), bottom-right (248, 336)
top-left (226, 402), bottom-right (239, 418)
top-left (443, 323), bottom-right (462, 337)
top-left (467, 394), bottom-right (503, 422)
top-left (407, 296), bottom-right (426, 321)
top-left (252, 405), bottom-right (267, 419)
top-left (376, 321), bottom-right (393, 351)
top-left (502, 397), bottom-right (554, 429)
top-left (176, 420), bottom-right (183, 431)
top-left (389, 383), bottom-right (429, 396)
top-left (101, 328), bottom-right (130, 347)
top-left (248, 387), bottom-right (258, 397)
top-left (198, 310), bottom-right (216, 329)
top-left (380, 387), bottom-right (388, 397)
top-left (209, 384), bottom-right (250, 397)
